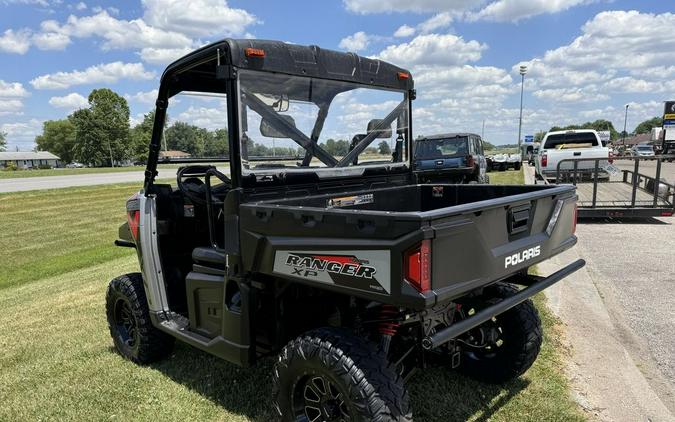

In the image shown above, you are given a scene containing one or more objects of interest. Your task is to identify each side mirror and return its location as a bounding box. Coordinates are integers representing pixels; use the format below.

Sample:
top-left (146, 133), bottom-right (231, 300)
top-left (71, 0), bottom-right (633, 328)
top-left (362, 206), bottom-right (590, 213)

top-left (367, 119), bottom-right (392, 139)
top-left (260, 115), bottom-right (296, 138)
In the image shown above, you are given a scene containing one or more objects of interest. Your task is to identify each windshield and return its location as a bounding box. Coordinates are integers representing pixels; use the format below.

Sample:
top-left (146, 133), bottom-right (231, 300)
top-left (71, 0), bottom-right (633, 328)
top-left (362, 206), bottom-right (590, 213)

top-left (238, 70), bottom-right (409, 178)
top-left (637, 145), bottom-right (652, 150)
top-left (415, 137), bottom-right (468, 159)
top-left (544, 132), bottom-right (598, 149)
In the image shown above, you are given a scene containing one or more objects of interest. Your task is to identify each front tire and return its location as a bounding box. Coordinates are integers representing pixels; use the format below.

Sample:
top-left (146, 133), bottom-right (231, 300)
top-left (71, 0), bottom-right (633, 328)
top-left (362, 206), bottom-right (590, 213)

top-left (456, 283), bottom-right (542, 383)
top-left (273, 327), bottom-right (412, 421)
top-left (106, 273), bottom-right (175, 364)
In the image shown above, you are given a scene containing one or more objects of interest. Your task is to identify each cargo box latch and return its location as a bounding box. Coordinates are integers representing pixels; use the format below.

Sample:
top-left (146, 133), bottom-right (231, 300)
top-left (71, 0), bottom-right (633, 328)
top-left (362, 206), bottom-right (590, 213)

top-left (508, 204), bottom-right (531, 235)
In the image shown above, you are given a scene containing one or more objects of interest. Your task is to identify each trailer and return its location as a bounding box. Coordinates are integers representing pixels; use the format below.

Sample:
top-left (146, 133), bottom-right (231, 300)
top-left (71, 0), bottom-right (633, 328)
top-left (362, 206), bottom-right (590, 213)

top-left (551, 156), bottom-right (675, 218)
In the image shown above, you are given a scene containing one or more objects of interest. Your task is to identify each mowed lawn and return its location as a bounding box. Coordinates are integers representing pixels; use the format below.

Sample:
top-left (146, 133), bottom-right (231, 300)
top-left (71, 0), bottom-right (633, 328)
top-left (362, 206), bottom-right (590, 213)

top-left (0, 173), bottom-right (585, 421)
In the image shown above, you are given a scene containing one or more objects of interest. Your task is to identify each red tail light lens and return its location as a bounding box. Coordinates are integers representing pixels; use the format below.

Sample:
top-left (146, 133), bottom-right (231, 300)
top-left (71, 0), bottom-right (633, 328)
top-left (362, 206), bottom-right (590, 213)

top-left (573, 204), bottom-right (578, 234)
top-left (404, 239), bottom-right (431, 292)
top-left (127, 210), bottom-right (140, 240)
top-left (541, 153), bottom-right (548, 167)
top-left (466, 155), bottom-right (475, 168)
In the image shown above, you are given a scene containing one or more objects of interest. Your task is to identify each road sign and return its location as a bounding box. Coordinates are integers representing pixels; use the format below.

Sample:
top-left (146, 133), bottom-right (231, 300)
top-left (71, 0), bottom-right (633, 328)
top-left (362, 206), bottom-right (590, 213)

top-left (524, 135), bottom-right (534, 143)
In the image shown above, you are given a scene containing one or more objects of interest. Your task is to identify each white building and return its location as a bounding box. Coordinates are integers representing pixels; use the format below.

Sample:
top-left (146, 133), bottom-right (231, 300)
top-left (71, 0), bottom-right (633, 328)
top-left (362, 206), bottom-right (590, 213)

top-left (0, 151), bottom-right (61, 169)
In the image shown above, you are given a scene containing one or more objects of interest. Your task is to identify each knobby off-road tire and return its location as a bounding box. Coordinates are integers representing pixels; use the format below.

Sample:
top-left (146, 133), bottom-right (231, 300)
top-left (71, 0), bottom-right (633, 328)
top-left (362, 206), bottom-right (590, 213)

top-left (273, 327), bottom-right (412, 422)
top-left (106, 273), bottom-right (175, 364)
top-left (457, 282), bottom-right (542, 384)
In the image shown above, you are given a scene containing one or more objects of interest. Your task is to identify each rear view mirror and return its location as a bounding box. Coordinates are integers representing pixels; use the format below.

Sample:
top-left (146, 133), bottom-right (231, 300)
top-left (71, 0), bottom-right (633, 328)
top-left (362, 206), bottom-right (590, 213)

top-left (260, 115), bottom-right (296, 138)
top-left (367, 119), bottom-right (392, 139)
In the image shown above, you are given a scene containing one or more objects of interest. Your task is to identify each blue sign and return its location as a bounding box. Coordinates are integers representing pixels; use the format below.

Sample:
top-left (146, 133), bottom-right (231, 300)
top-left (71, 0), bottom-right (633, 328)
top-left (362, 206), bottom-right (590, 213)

top-left (524, 135), bottom-right (534, 143)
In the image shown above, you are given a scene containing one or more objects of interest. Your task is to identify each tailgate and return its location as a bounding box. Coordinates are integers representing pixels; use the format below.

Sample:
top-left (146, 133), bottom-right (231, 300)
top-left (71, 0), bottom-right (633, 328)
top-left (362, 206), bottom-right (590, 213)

top-left (416, 156), bottom-right (466, 171)
top-left (426, 186), bottom-right (577, 303)
top-left (548, 150), bottom-right (609, 171)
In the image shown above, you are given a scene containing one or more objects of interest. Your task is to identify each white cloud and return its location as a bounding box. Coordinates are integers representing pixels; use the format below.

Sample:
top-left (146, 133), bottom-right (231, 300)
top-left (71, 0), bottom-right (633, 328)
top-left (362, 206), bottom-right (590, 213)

top-left (32, 31), bottom-right (71, 50)
top-left (30, 62), bottom-right (156, 90)
top-left (139, 47), bottom-right (194, 65)
top-left (418, 12), bottom-right (453, 33)
top-left (75, 1), bottom-right (86, 10)
top-left (471, 0), bottom-right (596, 22)
top-left (393, 24), bottom-right (415, 38)
top-left (338, 31), bottom-right (371, 52)
top-left (176, 106), bottom-right (228, 130)
top-left (533, 87), bottom-right (609, 102)
top-left (0, 29), bottom-right (32, 54)
top-left (0, 100), bottom-right (24, 114)
top-left (377, 33), bottom-right (485, 66)
top-left (0, 80), bottom-right (29, 98)
top-left (48, 92), bottom-right (89, 111)
top-left (344, 0), bottom-right (475, 14)
top-left (142, 0), bottom-right (257, 38)
top-left (125, 89), bottom-right (159, 104)
top-left (1, 119), bottom-right (43, 148)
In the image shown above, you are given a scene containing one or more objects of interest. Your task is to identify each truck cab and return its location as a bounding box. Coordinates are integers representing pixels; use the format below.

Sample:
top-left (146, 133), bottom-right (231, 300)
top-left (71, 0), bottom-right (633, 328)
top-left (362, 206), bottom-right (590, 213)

top-left (535, 129), bottom-right (612, 181)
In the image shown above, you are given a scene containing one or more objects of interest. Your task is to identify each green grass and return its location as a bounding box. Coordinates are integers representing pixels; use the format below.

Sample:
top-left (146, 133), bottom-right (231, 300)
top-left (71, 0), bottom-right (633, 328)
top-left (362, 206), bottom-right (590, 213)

top-left (489, 167), bottom-right (525, 185)
top-left (0, 178), bottom-right (585, 421)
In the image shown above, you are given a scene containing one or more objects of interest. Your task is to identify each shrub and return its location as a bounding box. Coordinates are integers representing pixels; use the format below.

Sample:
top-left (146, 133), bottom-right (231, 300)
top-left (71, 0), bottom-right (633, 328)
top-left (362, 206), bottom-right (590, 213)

top-left (3, 161), bottom-right (18, 171)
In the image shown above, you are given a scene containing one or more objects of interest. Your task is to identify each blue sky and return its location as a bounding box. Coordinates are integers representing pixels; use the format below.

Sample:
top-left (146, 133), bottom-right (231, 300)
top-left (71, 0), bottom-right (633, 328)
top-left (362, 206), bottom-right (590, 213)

top-left (1, 0), bottom-right (674, 150)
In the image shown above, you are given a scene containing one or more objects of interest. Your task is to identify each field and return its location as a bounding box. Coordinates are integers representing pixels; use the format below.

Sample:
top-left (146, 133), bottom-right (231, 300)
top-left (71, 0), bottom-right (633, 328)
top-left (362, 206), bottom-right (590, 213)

top-left (0, 170), bottom-right (584, 421)
top-left (0, 164), bottom-right (186, 179)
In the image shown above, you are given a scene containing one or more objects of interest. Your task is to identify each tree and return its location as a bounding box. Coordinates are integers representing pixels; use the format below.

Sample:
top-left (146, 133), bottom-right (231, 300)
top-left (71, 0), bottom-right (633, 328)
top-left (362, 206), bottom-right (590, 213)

top-left (71, 89), bottom-right (131, 166)
top-left (378, 140), bottom-right (391, 155)
top-left (129, 111), bottom-right (156, 163)
top-left (0, 131), bottom-right (6, 152)
top-left (205, 128), bottom-right (229, 157)
top-left (482, 140), bottom-right (496, 150)
top-left (634, 117), bottom-right (662, 135)
top-left (549, 119), bottom-right (619, 140)
top-left (35, 119), bottom-right (76, 163)
top-left (164, 121), bottom-right (207, 156)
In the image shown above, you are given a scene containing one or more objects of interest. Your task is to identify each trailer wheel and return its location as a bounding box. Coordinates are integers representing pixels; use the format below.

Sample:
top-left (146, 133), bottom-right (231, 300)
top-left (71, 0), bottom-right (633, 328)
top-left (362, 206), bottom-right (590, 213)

top-left (455, 283), bottom-right (542, 383)
top-left (514, 162), bottom-right (522, 171)
top-left (273, 327), bottom-right (412, 421)
top-left (106, 273), bottom-right (175, 364)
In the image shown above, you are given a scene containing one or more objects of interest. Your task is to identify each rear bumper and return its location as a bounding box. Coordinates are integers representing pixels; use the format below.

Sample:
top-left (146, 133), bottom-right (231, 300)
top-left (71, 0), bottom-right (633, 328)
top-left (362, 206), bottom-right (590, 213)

top-left (422, 258), bottom-right (586, 350)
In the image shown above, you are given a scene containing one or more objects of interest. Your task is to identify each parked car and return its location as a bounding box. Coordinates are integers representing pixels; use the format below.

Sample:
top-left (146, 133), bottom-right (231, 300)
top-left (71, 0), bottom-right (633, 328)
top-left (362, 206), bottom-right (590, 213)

top-left (105, 38), bottom-right (584, 421)
top-left (65, 162), bottom-right (85, 168)
top-left (630, 144), bottom-right (655, 159)
top-left (535, 129), bottom-right (611, 181)
top-left (413, 133), bottom-right (488, 183)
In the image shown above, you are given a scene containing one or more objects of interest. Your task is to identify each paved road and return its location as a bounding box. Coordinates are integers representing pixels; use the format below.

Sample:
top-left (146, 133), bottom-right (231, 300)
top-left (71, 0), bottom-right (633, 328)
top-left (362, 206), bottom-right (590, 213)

top-left (0, 169), bottom-right (177, 193)
top-left (525, 163), bottom-right (675, 420)
top-left (613, 158), bottom-right (675, 183)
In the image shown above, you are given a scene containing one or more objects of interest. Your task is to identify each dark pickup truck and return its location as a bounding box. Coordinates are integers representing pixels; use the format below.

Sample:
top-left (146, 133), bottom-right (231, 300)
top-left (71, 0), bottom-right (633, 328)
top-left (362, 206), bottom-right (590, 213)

top-left (107, 38), bottom-right (584, 421)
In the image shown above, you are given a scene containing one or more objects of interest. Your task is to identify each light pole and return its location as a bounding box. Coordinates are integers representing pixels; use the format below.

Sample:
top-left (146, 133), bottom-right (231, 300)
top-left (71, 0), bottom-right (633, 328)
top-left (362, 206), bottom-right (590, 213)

top-left (517, 65), bottom-right (527, 151)
top-left (622, 104), bottom-right (629, 147)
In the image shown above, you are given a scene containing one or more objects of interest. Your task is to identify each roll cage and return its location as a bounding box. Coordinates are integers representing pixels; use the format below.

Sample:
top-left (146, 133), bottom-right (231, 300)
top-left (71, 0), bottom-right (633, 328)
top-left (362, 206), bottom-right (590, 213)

top-left (143, 38), bottom-right (415, 193)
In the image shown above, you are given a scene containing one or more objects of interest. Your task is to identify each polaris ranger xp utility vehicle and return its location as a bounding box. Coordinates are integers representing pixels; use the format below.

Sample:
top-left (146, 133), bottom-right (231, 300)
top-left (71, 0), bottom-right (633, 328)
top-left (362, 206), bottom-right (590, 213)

top-left (107, 39), bottom-right (584, 421)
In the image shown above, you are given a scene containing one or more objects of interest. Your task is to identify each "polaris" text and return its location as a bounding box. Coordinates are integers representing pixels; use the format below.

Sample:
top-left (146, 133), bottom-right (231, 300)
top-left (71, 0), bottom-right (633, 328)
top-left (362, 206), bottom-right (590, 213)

top-left (504, 245), bottom-right (541, 268)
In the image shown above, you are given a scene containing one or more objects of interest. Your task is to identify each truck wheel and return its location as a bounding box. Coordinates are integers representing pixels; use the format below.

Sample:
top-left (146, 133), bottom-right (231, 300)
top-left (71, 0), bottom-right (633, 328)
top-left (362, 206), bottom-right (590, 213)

top-left (273, 327), bottom-right (411, 421)
top-left (106, 273), bottom-right (175, 364)
top-left (456, 283), bottom-right (542, 383)
top-left (514, 162), bottom-right (522, 171)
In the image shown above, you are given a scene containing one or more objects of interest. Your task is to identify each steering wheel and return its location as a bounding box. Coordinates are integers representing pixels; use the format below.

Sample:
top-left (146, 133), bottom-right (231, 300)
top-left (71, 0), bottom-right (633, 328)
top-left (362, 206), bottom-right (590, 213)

top-left (177, 165), bottom-right (231, 205)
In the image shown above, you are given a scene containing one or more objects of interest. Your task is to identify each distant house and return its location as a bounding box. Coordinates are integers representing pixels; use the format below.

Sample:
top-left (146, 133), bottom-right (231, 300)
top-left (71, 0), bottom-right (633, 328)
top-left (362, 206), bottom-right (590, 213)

top-left (620, 133), bottom-right (651, 146)
top-left (0, 151), bottom-right (61, 169)
top-left (159, 150), bottom-right (191, 159)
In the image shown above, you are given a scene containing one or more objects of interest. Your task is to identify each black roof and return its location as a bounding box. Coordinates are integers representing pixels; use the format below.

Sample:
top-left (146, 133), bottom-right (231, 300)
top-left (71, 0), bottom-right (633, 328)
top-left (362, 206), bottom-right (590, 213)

top-left (417, 133), bottom-right (480, 141)
top-left (161, 38), bottom-right (413, 91)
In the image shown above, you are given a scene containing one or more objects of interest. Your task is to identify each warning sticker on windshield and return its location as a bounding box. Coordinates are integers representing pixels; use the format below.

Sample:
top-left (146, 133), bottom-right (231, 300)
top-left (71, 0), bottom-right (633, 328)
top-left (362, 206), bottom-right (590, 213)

top-left (327, 194), bottom-right (374, 208)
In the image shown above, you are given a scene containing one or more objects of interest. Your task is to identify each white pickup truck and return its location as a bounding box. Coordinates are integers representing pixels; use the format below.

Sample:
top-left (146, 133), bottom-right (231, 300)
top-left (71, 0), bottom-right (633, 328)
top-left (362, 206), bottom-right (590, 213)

top-left (535, 129), bottom-right (612, 181)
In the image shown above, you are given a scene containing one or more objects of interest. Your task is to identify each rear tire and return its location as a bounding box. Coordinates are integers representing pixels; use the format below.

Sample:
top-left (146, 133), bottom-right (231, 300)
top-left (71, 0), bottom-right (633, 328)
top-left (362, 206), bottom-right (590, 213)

top-left (514, 162), bottom-right (522, 171)
top-left (273, 327), bottom-right (412, 421)
top-left (106, 273), bottom-right (175, 364)
top-left (456, 283), bottom-right (542, 383)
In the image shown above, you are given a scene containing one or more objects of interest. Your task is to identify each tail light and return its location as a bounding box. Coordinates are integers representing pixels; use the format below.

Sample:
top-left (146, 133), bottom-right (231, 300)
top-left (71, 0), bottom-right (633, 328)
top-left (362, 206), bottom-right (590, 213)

top-left (608, 151), bottom-right (614, 164)
top-left (404, 239), bottom-right (431, 292)
top-left (466, 155), bottom-right (475, 168)
top-left (573, 204), bottom-right (578, 234)
top-left (541, 153), bottom-right (548, 167)
top-left (127, 210), bottom-right (140, 241)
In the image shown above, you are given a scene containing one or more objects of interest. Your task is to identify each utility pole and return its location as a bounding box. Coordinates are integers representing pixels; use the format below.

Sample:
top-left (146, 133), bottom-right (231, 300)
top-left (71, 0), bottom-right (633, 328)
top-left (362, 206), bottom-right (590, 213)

top-left (622, 104), bottom-right (629, 147)
top-left (517, 65), bottom-right (527, 151)
top-left (481, 119), bottom-right (485, 139)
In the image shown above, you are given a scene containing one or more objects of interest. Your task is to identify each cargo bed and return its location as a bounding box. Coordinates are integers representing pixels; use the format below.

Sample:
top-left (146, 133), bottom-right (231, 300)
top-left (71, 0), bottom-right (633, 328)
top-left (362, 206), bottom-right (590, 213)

top-left (239, 183), bottom-right (578, 309)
